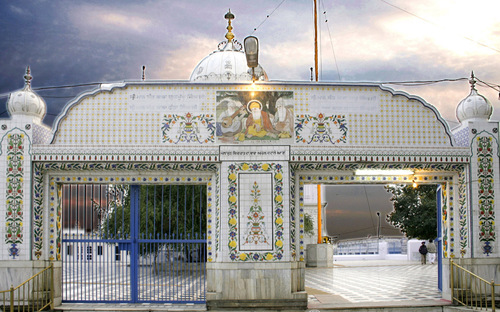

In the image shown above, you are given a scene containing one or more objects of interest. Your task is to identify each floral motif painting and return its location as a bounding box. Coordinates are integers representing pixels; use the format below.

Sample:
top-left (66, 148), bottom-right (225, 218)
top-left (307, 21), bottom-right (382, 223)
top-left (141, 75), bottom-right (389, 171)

top-left (227, 163), bottom-right (285, 261)
top-left (240, 177), bottom-right (272, 251)
top-left (162, 112), bottom-right (215, 144)
top-left (295, 113), bottom-right (348, 144)
top-left (477, 136), bottom-right (495, 255)
top-left (6, 133), bottom-right (24, 258)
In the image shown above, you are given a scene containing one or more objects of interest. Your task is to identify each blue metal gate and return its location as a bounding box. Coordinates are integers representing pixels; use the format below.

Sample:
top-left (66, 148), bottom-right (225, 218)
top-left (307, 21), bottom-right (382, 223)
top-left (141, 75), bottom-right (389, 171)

top-left (62, 184), bottom-right (207, 303)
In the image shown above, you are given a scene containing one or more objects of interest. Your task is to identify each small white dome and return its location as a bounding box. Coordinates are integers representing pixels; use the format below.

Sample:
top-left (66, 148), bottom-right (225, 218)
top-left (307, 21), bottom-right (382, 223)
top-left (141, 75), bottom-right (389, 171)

top-left (7, 67), bottom-right (46, 121)
top-left (190, 9), bottom-right (268, 83)
top-left (456, 73), bottom-right (492, 122)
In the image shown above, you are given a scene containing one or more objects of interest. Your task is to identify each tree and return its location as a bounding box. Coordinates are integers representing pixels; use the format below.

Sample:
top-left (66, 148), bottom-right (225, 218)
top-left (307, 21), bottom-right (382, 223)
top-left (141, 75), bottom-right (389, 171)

top-left (97, 184), bottom-right (207, 270)
top-left (385, 184), bottom-right (437, 240)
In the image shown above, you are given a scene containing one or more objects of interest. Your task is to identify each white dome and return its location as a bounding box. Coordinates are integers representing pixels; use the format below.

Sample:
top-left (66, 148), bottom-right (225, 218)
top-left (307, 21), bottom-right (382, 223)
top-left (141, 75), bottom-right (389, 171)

top-left (456, 74), bottom-right (492, 122)
top-left (190, 10), bottom-right (268, 83)
top-left (190, 41), bottom-right (267, 82)
top-left (7, 67), bottom-right (46, 121)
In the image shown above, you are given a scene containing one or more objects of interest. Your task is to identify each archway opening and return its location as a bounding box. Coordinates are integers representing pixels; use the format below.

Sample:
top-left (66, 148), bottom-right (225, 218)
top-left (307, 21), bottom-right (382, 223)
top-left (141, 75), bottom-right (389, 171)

top-left (302, 181), bottom-right (445, 305)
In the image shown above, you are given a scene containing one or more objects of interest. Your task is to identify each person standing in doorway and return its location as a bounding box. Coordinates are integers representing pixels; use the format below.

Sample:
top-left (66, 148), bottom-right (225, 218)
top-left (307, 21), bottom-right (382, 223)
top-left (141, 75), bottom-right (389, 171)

top-left (427, 239), bottom-right (437, 264)
top-left (419, 241), bottom-right (428, 264)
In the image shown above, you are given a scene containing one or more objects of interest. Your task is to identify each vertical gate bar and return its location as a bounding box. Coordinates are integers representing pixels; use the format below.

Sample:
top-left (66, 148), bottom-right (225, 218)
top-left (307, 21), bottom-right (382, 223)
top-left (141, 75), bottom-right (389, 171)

top-left (184, 185), bottom-right (187, 245)
top-left (176, 187), bottom-right (179, 302)
top-left (115, 185), bottom-right (120, 302)
top-left (109, 185), bottom-right (113, 301)
top-left (143, 186), bottom-right (147, 301)
top-left (192, 186), bottom-right (195, 238)
top-left (82, 186), bottom-right (88, 301)
top-left (191, 186), bottom-right (194, 301)
top-left (153, 185), bottom-right (157, 300)
top-left (169, 186), bottom-right (172, 239)
top-left (199, 185), bottom-right (202, 245)
top-left (186, 186), bottom-right (189, 301)
top-left (94, 184), bottom-right (99, 302)
top-left (63, 186), bottom-right (67, 302)
top-left (102, 185), bottom-right (106, 301)
top-left (130, 185), bottom-right (139, 302)
top-left (176, 186), bottom-right (180, 238)
top-left (169, 186), bottom-right (172, 301)
top-left (161, 185), bottom-right (165, 301)
top-left (145, 186), bottom-right (149, 241)
top-left (183, 186), bottom-right (187, 301)
top-left (105, 185), bottom-right (110, 300)
top-left (198, 186), bottom-right (202, 301)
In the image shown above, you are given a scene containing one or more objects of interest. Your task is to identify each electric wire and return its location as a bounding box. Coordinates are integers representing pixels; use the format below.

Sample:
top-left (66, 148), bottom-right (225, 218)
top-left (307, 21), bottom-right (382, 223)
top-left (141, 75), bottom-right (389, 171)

top-left (320, 1), bottom-right (341, 81)
top-left (379, 0), bottom-right (500, 55)
top-left (251, 0), bottom-right (287, 33)
top-left (0, 76), bottom-right (498, 101)
top-left (0, 82), bottom-right (103, 99)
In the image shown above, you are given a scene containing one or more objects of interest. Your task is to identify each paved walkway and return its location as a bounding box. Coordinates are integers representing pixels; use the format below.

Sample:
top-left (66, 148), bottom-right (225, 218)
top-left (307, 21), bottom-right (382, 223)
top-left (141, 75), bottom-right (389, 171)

top-left (57, 260), bottom-right (451, 311)
top-left (306, 259), bottom-right (450, 310)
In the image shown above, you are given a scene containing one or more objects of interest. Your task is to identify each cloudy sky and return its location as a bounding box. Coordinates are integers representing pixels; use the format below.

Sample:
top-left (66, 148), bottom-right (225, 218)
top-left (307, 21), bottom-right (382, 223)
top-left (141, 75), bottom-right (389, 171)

top-left (325, 185), bottom-right (402, 240)
top-left (1, 0), bottom-right (499, 128)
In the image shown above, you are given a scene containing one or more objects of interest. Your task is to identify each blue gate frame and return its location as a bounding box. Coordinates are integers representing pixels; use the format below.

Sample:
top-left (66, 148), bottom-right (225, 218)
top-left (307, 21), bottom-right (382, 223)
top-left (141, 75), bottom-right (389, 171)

top-left (62, 184), bottom-right (207, 303)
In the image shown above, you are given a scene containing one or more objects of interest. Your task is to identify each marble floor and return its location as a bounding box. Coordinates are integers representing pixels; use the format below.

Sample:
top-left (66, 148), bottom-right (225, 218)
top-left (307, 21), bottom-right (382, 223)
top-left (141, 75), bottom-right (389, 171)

top-left (306, 260), bottom-right (448, 309)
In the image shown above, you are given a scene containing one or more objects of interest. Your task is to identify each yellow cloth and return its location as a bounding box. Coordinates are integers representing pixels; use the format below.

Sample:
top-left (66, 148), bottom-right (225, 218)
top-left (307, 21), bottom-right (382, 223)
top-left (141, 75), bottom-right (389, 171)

top-left (247, 119), bottom-right (267, 137)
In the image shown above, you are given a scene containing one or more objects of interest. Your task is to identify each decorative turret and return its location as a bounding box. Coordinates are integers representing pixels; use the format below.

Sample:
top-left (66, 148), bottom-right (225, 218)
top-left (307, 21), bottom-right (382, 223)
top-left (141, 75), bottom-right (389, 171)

top-left (456, 72), bottom-right (493, 123)
top-left (7, 67), bottom-right (47, 122)
top-left (190, 10), bottom-right (268, 82)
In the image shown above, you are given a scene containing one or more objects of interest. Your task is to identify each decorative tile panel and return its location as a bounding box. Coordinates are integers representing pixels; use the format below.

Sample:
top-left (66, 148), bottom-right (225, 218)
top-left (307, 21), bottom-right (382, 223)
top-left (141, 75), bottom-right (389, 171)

top-left (295, 113), bottom-right (348, 144)
top-left (227, 162), bottom-right (285, 261)
top-left (476, 136), bottom-right (495, 255)
top-left (32, 123), bottom-right (52, 144)
top-left (5, 133), bottom-right (24, 259)
top-left (239, 174), bottom-right (273, 251)
top-left (453, 126), bottom-right (470, 147)
top-left (162, 113), bottom-right (215, 144)
top-left (50, 84), bottom-right (454, 149)
top-left (458, 169), bottom-right (468, 257)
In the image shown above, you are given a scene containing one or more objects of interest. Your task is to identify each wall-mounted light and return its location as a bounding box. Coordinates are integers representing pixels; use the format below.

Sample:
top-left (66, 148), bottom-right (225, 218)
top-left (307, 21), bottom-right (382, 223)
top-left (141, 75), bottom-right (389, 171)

top-left (244, 36), bottom-right (259, 82)
top-left (412, 177), bottom-right (418, 188)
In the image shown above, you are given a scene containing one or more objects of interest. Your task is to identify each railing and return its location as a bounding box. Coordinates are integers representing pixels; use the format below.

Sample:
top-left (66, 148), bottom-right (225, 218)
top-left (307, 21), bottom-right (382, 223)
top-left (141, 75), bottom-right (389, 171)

top-left (334, 237), bottom-right (408, 255)
top-left (0, 264), bottom-right (54, 312)
top-left (451, 260), bottom-right (499, 311)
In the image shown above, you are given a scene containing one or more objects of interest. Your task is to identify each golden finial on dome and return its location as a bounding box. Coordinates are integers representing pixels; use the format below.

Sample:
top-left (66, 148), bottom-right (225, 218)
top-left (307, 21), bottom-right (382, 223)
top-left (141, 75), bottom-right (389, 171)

top-left (224, 9), bottom-right (235, 42)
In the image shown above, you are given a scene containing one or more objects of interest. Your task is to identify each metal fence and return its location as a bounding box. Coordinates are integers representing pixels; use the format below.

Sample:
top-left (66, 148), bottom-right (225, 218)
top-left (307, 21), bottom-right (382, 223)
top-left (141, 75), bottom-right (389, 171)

top-left (0, 264), bottom-right (53, 312)
top-left (451, 259), bottom-right (499, 311)
top-left (334, 237), bottom-right (407, 255)
top-left (62, 184), bottom-right (207, 303)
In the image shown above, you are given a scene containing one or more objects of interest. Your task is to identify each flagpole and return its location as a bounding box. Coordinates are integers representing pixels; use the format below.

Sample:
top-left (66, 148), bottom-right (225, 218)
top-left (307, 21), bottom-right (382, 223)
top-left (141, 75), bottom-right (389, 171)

top-left (314, 0), bottom-right (319, 82)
